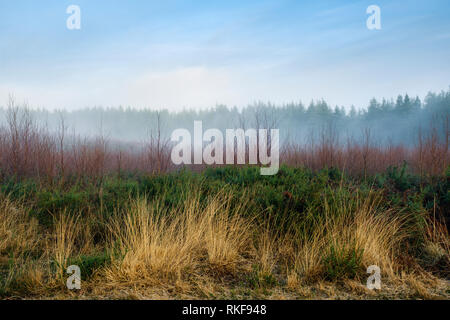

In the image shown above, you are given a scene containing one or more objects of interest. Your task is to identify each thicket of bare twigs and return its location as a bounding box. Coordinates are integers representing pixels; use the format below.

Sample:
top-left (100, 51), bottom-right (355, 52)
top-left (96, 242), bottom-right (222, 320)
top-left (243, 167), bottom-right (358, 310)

top-left (0, 97), bottom-right (448, 182)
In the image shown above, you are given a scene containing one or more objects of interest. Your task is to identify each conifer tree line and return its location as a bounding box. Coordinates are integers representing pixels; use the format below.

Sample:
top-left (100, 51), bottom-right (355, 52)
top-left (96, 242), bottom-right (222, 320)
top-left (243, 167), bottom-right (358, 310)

top-left (0, 88), bottom-right (448, 146)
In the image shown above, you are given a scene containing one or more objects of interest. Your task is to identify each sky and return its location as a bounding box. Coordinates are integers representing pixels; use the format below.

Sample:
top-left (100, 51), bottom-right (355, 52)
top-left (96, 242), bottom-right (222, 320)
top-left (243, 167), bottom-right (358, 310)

top-left (0, 0), bottom-right (449, 111)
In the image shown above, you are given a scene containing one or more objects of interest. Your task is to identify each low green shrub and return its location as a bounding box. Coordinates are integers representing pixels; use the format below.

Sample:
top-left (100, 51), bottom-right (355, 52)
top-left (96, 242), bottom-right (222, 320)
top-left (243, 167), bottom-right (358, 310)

top-left (322, 245), bottom-right (364, 281)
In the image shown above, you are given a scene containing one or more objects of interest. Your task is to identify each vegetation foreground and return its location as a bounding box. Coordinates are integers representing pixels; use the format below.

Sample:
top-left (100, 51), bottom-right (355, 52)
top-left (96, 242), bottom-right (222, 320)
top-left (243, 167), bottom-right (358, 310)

top-left (0, 166), bottom-right (449, 300)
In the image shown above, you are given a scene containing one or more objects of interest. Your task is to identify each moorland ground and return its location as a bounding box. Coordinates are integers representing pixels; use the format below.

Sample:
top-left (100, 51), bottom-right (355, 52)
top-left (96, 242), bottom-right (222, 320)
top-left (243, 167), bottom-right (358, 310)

top-left (0, 165), bottom-right (449, 299)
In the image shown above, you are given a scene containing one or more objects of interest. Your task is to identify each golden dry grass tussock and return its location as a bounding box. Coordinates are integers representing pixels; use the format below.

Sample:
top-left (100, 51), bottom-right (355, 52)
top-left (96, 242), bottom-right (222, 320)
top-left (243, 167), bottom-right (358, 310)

top-left (103, 192), bottom-right (253, 289)
top-left (280, 190), bottom-right (413, 284)
top-left (0, 196), bottom-right (39, 257)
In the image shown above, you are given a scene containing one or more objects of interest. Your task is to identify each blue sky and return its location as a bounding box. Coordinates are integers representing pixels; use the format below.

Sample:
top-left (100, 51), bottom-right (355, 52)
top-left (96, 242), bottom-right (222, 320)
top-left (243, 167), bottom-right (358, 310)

top-left (1, 0), bottom-right (449, 110)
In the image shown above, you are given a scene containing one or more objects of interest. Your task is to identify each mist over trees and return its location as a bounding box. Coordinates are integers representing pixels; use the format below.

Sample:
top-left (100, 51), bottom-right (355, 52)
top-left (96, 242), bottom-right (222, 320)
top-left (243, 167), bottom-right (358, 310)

top-left (0, 88), bottom-right (448, 146)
